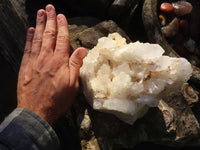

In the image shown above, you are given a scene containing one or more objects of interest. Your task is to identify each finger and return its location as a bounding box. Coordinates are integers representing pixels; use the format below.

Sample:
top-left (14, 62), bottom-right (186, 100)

top-left (21, 27), bottom-right (35, 67)
top-left (54, 14), bottom-right (70, 58)
top-left (31, 9), bottom-right (46, 59)
top-left (40, 4), bottom-right (57, 56)
top-left (69, 47), bottom-right (87, 84)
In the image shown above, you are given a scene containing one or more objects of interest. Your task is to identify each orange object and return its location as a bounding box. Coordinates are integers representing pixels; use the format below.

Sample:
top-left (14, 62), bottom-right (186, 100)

top-left (158, 14), bottom-right (166, 26)
top-left (160, 3), bottom-right (174, 14)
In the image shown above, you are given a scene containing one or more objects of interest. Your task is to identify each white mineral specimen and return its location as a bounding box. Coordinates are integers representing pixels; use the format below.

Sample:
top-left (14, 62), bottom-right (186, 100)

top-left (80, 33), bottom-right (193, 124)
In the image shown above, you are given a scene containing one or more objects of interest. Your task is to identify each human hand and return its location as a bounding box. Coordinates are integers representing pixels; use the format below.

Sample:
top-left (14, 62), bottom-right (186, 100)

top-left (17, 4), bottom-right (87, 125)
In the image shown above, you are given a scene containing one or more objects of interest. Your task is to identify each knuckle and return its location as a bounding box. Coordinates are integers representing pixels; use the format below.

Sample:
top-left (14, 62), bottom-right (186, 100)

top-left (26, 35), bottom-right (32, 41)
top-left (47, 13), bottom-right (56, 20)
top-left (58, 19), bottom-right (65, 26)
top-left (43, 30), bottom-right (56, 39)
top-left (26, 33), bottom-right (34, 41)
top-left (42, 45), bottom-right (51, 52)
top-left (70, 58), bottom-right (81, 69)
top-left (55, 48), bottom-right (65, 53)
top-left (57, 35), bottom-right (69, 42)
top-left (37, 17), bottom-right (45, 26)
top-left (32, 36), bottom-right (42, 44)
top-left (57, 35), bottom-right (69, 43)
top-left (24, 48), bottom-right (31, 55)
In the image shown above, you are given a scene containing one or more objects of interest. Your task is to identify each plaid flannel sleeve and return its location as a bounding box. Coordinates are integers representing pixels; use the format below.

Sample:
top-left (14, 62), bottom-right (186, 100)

top-left (0, 108), bottom-right (60, 150)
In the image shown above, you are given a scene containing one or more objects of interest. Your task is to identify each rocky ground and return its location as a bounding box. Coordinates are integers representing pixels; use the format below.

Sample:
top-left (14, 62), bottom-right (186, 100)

top-left (0, 0), bottom-right (200, 150)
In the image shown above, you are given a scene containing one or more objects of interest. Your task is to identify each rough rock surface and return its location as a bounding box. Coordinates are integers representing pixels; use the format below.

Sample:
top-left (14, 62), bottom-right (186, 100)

top-left (68, 20), bottom-right (200, 149)
top-left (0, 0), bottom-right (28, 73)
top-left (9, 0), bottom-right (28, 25)
top-left (78, 20), bottom-right (132, 49)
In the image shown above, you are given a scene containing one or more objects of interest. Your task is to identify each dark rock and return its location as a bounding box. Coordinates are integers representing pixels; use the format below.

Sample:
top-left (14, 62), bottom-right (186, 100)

top-left (142, 0), bottom-right (200, 90)
top-left (161, 17), bottom-right (179, 38)
top-left (173, 1), bottom-right (193, 16)
top-left (69, 24), bottom-right (88, 50)
top-left (108, 0), bottom-right (130, 18)
top-left (181, 83), bottom-right (199, 105)
top-left (70, 82), bottom-right (200, 149)
top-left (68, 20), bottom-right (200, 149)
top-left (78, 20), bottom-right (132, 49)
top-left (68, 17), bottom-right (101, 27)
top-left (0, 0), bottom-right (28, 73)
top-left (9, 0), bottom-right (28, 25)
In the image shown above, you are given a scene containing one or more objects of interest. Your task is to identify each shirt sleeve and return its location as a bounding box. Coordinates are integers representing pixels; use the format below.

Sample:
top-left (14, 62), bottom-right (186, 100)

top-left (0, 108), bottom-right (60, 150)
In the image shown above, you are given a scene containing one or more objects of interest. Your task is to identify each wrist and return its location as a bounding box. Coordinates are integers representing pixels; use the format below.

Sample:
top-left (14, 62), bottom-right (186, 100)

top-left (17, 105), bottom-right (56, 125)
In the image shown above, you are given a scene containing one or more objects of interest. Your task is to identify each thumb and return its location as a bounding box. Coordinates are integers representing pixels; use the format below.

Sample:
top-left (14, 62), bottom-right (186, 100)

top-left (69, 47), bottom-right (87, 85)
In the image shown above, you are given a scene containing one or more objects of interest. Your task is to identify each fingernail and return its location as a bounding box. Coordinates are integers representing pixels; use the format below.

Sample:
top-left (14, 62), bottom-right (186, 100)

top-left (46, 5), bottom-right (52, 12)
top-left (28, 28), bottom-right (35, 34)
top-left (77, 49), bottom-right (86, 59)
top-left (57, 14), bottom-right (63, 21)
top-left (38, 10), bottom-right (44, 17)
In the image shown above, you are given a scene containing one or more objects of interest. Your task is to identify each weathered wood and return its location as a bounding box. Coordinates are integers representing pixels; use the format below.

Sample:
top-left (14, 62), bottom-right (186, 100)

top-left (9, 0), bottom-right (28, 25)
top-left (0, 0), bottom-right (28, 74)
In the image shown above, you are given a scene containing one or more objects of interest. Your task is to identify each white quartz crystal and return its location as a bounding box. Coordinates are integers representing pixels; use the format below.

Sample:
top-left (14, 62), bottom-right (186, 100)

top-left (80, 33), bottom-right (193, 124)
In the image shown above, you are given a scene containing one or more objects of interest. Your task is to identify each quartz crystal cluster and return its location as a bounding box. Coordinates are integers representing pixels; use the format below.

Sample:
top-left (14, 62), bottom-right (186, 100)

top-left (80, 33), bottom-right (192, 124)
